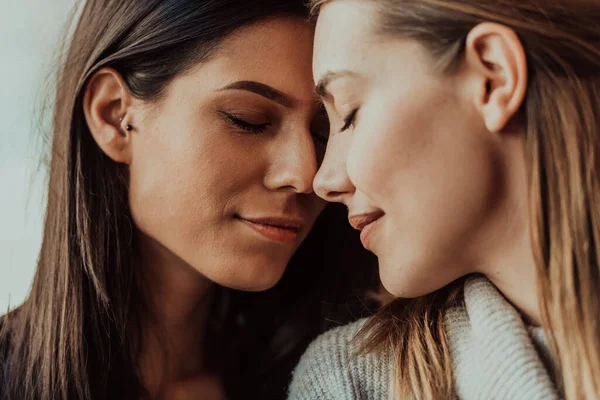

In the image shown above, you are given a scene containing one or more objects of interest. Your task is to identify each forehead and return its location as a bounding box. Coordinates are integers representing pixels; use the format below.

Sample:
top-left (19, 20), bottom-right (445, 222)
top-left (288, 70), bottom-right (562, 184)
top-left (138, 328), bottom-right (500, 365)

top-left (220, 17), bottom-right (313, 63)
top-left (312, 1), bottom-right (379, 84)
top-left (178, 17), bottom-right (316, 100)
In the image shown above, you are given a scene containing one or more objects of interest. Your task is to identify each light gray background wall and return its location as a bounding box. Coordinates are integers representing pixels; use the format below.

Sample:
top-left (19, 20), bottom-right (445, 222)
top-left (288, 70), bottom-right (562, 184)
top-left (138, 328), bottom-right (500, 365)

top-left (0, 0), bottom-right (78, 312)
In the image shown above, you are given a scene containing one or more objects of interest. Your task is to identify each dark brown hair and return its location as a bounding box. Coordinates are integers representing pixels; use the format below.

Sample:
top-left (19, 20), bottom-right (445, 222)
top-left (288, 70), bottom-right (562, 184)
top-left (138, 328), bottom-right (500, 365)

top-left (0, 1), bottom-right (378, 399)
top-left (310, 0), bottom-right (600, 398)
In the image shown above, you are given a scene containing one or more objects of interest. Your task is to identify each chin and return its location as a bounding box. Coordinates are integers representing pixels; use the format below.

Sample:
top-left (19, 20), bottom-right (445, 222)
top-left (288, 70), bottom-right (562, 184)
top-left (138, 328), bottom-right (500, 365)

top-left (381, 279), bottom-right (443, 299)
top-left (224, 274), bottom-right (283, 292)
top-left (213, 259), bottom-right (288, 292)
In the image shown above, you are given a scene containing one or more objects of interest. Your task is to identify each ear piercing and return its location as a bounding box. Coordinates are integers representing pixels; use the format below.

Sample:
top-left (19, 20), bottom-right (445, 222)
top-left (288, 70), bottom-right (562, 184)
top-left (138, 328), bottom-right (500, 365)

top-left (119, 117), bottom-right (133, 135)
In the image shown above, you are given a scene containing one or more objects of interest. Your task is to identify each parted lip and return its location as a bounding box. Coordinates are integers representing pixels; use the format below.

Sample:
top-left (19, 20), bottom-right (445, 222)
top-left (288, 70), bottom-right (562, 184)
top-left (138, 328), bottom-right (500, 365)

top-left (348, 211), bottom-right (385, 231)
top-left (236, 216), bottom-right (305, 231)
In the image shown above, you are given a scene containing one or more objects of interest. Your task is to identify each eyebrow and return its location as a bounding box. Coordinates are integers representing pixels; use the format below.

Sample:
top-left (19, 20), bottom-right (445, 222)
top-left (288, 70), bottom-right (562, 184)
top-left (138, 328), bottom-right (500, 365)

top-left (218, 80), bottom-right (296, 108)
top-left (315, 70), bottom-right (357, 99)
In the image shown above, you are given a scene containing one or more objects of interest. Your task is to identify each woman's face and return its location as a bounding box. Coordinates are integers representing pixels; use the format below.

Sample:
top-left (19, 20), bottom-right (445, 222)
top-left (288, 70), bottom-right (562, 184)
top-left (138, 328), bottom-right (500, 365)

top-left (312, 2), bottom-right (507, 297)
top-left (129, 17), bottom-right (327, 291)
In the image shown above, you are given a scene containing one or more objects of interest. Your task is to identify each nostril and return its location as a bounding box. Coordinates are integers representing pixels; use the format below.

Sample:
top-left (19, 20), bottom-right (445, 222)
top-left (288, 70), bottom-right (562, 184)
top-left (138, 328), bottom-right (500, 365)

top-left (323, 191), bottom-right (346, 202)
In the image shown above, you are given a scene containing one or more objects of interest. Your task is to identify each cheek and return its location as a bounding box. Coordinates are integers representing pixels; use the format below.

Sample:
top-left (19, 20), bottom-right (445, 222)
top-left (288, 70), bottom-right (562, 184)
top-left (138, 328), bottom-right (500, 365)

top-left (346, 93), bottom-right (435, 201)
top-left (127, 111), bottom-right (252, 241)
top-left (349, 86), bottom-right (495, 216)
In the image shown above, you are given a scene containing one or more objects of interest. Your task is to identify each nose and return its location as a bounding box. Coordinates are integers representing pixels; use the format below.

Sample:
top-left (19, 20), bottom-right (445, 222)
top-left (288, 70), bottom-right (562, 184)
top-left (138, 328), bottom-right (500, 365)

top-left (264, 125), bottom-right (318, 194)
top-left (313, 133), bottom-right (355, 203)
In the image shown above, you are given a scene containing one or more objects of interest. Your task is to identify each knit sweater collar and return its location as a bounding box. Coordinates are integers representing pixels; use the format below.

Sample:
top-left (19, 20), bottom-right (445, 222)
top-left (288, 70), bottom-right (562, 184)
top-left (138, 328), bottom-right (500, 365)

top-left (444, 276), bottom-right (561, 400)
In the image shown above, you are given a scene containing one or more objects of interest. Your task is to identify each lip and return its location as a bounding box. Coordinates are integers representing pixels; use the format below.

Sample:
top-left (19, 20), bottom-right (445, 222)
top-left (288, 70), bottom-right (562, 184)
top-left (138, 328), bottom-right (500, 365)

top-left (348, 212), bottom-right (384, 250)
top-left (237, 216), bottom-right (305, 244)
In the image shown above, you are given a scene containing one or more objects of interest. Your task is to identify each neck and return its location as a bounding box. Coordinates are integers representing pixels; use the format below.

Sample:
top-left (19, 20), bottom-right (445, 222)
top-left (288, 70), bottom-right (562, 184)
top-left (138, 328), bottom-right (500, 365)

top-left (475, 133), bottom-right (542, 326)
top-left (136, 232), bottom-right (216, 393)
top-left (482, 237), bottom-right (541, 326)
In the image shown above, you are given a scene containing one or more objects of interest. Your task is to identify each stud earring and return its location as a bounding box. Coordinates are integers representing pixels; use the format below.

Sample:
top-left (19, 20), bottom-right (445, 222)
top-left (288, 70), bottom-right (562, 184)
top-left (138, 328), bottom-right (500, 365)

top-left (118, 117), bottom-right (133, 135)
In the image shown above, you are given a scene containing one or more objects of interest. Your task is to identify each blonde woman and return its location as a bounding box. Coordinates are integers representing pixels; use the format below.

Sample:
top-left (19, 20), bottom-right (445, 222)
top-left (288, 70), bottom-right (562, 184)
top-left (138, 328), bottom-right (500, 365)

top-left (289, 0), bottom-right (600, 399)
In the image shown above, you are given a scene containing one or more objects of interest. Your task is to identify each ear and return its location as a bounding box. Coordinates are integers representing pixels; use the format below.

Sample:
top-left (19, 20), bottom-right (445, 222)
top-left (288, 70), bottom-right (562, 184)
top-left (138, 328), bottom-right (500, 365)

top-left (83, 68), bottom-right (134, 165)
top-left (464, 22), bottom-right (528, 133)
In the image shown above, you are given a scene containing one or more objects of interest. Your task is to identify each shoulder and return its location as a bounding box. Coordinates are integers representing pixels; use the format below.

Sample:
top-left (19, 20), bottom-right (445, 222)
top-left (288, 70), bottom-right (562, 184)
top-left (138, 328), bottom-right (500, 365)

top-left (288, 318), bottom-right (391, 400)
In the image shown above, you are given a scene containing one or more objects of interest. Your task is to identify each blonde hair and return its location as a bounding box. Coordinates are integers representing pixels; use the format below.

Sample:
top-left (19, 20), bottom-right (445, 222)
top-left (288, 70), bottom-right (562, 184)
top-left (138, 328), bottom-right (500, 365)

top-left (310, 0), bottom-right (600, 398)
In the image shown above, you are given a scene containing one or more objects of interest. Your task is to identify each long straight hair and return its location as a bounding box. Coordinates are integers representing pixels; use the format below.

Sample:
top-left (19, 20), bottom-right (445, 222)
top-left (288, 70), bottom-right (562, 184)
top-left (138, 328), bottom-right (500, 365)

top-left (0, 1), bottom-right (378, 399)
top-left (309, 1), bottom-right (600, 399)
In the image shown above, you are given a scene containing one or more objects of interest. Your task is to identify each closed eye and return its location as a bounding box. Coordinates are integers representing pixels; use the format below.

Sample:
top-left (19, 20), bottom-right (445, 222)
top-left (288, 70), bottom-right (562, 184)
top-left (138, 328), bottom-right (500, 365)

top-left (220, 111), bottom-right (271, 134)
top-left (339, 108), bottom-right (358, 132)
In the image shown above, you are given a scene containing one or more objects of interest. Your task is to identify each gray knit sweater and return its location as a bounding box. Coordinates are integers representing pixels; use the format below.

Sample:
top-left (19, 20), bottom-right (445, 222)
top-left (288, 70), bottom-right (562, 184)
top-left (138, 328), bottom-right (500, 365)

top-left (288, 277), bottom-right (560, 399)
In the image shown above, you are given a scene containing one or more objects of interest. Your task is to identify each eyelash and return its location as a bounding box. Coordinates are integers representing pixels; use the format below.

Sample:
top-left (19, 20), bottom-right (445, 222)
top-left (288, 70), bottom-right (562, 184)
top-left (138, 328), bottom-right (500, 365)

top-left (220, 111), bottom-right (271, 134)
top-left (339, 108), bottom-right (358, 132)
